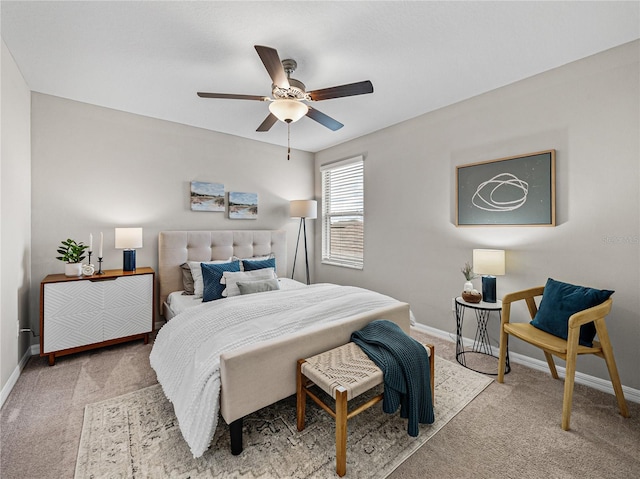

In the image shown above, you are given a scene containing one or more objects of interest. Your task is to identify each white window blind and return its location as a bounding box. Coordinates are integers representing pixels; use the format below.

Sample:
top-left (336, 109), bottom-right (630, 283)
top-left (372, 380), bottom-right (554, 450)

top-left (320, 156), bottom-right (364, 269)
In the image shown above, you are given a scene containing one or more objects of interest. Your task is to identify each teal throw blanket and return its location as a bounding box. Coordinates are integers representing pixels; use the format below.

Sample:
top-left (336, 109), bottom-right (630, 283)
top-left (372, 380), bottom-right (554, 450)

top-left (351, 320), bottom-right (434, 436)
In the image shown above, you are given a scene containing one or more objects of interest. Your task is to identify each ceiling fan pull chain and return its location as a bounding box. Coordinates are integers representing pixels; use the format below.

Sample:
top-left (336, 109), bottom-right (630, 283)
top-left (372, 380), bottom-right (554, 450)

top-left (287, 122), bottom-right (291, 161)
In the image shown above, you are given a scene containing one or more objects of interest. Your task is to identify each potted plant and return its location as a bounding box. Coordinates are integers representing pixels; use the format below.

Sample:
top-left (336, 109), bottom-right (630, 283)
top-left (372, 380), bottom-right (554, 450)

top-left (56, 238), bottom-right (89, 277)
top-left (460, 261), bottom-right (481, 303)
top-left (461, 262), bottom-right (476, 290)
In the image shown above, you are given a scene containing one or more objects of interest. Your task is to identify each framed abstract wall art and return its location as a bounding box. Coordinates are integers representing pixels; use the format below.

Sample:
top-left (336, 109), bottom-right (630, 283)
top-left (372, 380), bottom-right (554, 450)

top-left (228, 192), bottom-right (258, 219)
top-left (190, 181), bottom-right (225, 212)
top-left (456, 150), bottom-right (556, 226)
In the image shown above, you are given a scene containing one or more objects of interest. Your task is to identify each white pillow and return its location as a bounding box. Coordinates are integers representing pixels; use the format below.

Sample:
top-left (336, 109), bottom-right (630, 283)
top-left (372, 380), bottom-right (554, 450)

top-left (188, 259), bottom-right (232, 298)
top-left (221, 268), bottom-right (276, 297)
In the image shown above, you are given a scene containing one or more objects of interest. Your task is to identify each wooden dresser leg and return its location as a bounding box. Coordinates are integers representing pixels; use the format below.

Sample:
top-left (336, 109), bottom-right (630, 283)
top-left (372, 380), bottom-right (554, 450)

top-left (48, 354), bottom-right (55, 366)
top-left (230, 418), bottom-right (243, 455)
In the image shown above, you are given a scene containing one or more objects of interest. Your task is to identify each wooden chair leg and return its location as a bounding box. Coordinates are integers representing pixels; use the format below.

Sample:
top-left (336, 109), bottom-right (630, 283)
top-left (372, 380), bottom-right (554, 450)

top-left (498, 329), bottom-right (508, 383)
top-left (562, 329), bottom-right (580, 430)
top-left (544, 351), bottom-right (560, 380)
top-left (296, 359), bottom-right (307, 431)
top-left (335, 387), bottom-right (348, 477)
top-left (595, 319), bottom-right (630, 418)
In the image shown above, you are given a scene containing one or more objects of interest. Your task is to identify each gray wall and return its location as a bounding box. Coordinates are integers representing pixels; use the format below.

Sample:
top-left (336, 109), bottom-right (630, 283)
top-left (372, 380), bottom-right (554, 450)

top-left (314, 41), bottom-right (640, 390)
top-left (29, 93), bottom-right (315, 334)
top-left (1, 40), bottom-right (32, 392)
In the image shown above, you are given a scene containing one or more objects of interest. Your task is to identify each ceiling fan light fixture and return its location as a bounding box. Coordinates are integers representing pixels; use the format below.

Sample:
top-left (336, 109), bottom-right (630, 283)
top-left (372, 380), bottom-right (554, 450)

top-left (269, 99), bottom-right (308, 123)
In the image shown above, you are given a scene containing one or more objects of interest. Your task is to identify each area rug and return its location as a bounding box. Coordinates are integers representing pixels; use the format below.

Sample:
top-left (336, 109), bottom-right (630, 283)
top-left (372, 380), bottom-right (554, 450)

top-left (75, 358), bottom-right (492, 478)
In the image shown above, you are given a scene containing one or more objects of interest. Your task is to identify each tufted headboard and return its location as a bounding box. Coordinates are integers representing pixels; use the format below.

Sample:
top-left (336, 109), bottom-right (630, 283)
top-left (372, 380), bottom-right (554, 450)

top-left (158, 230), bottom-right (287, 314)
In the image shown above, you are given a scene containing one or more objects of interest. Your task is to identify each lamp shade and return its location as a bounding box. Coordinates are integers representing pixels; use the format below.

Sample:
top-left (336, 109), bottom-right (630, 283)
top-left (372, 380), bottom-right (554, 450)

top-left (472, 249), bottom-right (505, 276)
top-left (290, 200), bottom-right (317, 219)
top-left (269, 99), bottom-right (308, 123)
top-left (115, 228), bottom-right (143, 249)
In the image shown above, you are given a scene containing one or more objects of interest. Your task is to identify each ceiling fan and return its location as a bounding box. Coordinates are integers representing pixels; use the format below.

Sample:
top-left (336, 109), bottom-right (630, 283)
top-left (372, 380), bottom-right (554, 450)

top-left (197, 45), bottom-right (374, 132)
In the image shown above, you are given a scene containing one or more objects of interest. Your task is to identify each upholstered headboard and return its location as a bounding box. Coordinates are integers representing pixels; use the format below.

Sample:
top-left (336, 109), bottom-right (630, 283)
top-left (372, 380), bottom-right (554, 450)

top-left (158, 230), bottom-right (287, 314)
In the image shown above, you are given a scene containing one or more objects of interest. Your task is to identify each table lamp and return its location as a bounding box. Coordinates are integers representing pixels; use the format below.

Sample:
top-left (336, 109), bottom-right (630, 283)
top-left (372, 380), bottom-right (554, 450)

top-left (290, 200), bottom-right (317, 285)
top-left (115, 227), bottom-right (143, 272)
top-left (472, 249), bottom-right (505, 303)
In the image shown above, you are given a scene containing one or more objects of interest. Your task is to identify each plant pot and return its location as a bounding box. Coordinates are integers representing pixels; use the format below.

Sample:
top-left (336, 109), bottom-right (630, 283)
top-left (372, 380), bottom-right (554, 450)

top-left (64, 263), bottom-right (83, 277)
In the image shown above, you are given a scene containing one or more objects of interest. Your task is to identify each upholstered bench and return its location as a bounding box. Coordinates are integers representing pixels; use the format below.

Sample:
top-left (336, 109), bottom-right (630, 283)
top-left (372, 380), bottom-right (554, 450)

top-left (296, 341), bottom-right (434, 477)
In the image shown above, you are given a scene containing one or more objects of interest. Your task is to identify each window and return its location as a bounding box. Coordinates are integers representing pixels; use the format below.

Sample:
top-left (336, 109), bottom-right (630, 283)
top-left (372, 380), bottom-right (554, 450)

top-left (320, 156), bottom-right (364, 269)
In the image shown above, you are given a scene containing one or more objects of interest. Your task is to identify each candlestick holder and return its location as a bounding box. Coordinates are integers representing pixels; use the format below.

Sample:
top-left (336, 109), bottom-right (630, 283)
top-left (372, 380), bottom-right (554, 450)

top-left (97, 257), bottom-right (105, 275)
top-left (87, 251), bottom-right (92, 266)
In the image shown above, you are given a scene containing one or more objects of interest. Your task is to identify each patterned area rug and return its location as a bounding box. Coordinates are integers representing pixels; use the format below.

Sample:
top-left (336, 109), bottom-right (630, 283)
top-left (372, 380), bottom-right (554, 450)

top-left (75, 358), bottom-right (491, 478)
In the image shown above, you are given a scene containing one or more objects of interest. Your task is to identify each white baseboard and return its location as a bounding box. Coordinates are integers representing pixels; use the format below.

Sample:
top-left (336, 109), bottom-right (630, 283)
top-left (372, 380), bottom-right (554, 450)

top-left (0, 346), bottom-right (34, 409)
top-left (412, 322), bottom-right (640, 404)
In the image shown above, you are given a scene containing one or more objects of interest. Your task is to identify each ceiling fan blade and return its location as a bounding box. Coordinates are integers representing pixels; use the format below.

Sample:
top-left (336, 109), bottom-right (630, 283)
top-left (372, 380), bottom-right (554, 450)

top-left (254, 45), bottom-right (290, 89)
top-left (256, 113), bottom-right (278, 132)
top-left (306, 107), bottom-right (344, 131)
top-left (197, 92), bottom-right (268, 101)
top-left (308, 80), bottom-right (374, 101)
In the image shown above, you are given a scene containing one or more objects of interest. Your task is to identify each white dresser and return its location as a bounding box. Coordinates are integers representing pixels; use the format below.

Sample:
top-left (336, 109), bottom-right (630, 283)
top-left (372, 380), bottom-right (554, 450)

top-left (40, 267), bottom-right (155, 365)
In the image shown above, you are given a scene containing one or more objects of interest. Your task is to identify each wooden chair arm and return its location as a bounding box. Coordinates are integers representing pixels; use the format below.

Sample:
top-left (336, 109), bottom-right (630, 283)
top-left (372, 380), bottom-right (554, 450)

top-left (501, 286), bottom-right (545, 324)
top-left (502, 286), bottom-right (545, 305)
top-left (568, 298), bottom-right (613, 329)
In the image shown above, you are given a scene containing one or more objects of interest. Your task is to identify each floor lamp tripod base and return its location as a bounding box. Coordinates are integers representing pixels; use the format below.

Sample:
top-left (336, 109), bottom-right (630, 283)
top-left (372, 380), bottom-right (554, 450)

top-left (291, 217), bottom-right (310, 285)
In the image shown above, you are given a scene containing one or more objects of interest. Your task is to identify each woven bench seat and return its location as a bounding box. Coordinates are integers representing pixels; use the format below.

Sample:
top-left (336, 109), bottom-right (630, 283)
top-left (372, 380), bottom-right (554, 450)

top-left (296, 341), bottom-right (434, 477)
top-left (301, 342), bottom-right (384, 400)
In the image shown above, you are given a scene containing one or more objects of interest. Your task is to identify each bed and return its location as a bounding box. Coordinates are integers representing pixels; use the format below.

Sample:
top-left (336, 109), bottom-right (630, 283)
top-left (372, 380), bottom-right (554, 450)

top-left (151, 230), bottom-right (412, 458)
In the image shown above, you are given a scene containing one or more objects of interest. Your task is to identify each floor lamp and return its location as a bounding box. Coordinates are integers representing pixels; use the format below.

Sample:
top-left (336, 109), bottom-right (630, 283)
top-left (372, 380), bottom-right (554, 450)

top-left (290, 200), bottom-right (317, 285)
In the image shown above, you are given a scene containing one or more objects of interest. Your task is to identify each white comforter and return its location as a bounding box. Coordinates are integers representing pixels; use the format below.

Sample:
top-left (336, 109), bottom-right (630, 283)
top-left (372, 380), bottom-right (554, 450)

top-left (150, 283), bottom-right (405, 458)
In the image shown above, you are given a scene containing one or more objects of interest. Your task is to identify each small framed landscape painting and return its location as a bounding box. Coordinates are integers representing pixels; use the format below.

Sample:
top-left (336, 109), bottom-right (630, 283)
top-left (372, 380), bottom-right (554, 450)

top-left (456, 150), bottom-right (556, 226)
top-left (190, 181), bottom-right (225, 212)
top-left (228, 192), bottom-right (258, 220)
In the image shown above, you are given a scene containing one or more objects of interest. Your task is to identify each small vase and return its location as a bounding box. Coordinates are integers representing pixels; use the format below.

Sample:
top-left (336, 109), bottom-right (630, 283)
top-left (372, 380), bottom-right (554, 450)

top-left (64, 263), bottom-right (82, 277)
top-left (463, 281), bottom-right (473, 292)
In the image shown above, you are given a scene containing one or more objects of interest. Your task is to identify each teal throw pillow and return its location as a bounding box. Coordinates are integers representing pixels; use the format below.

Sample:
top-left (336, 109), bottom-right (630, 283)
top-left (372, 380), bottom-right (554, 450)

top-left (530, 278), bottom-right (614, 347)
top-left (242, 257), bottom-right (276, 272)
top-left (201, 261), bottom-right (240, 302)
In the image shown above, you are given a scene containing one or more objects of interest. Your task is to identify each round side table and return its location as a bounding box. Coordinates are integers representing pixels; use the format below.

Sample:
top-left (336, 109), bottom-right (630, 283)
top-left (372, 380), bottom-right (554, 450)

top-left (455, 297), bottom-right (510, 376)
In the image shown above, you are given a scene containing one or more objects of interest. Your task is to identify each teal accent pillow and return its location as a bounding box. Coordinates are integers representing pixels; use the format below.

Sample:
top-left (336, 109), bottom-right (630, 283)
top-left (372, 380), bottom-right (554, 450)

top-left (237, 278), bottom-right (281, 295)
top-left (530, 278), bottom-right (614, 347)
top-left (242, 257), bottom-right (276, 272)
top-left (201, 261), bottom-right (240, 302)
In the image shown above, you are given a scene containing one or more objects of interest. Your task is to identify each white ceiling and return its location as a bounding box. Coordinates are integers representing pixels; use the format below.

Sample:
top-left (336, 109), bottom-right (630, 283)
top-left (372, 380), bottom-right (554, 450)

top-left (2, 1), bottom-right (639, 152)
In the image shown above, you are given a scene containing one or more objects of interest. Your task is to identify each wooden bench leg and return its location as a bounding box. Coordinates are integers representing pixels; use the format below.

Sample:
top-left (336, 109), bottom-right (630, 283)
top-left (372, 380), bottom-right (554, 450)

top-left (297, 359), bottom-right (307, 431)
top-left (335, 387), bottom-right (348, 477)
top-left (426, 344), bottom-right (435, 404)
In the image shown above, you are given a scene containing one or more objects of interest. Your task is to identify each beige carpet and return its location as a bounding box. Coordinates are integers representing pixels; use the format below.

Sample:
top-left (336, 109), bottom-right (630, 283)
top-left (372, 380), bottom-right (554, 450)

top-left (74, 358), bottom-right (491, 478)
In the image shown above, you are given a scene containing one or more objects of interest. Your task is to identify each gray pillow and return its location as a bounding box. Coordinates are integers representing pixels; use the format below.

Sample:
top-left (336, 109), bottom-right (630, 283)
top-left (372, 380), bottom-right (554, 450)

top-left (237, 278), bottom-right (281, 295)
top-left (180, 263), bottom-right (195, 295)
